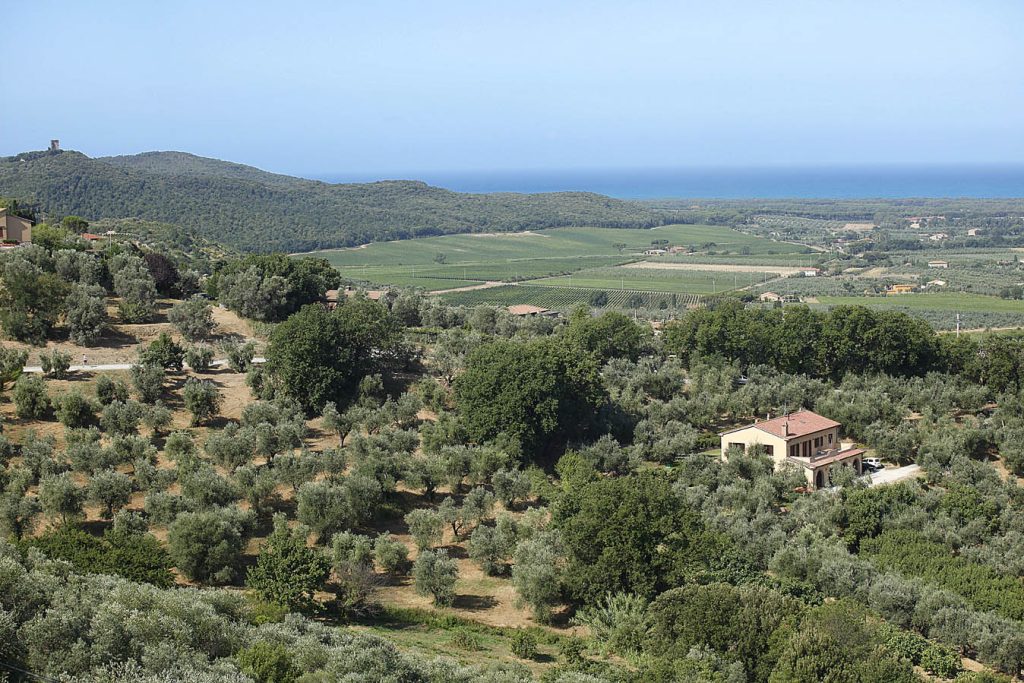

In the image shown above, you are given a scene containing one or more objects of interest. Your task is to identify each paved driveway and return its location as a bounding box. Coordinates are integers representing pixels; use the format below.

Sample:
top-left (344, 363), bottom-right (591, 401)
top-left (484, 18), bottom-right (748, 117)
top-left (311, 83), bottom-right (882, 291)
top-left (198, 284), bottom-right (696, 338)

top-left (870, 464), bottom-right (922, 486)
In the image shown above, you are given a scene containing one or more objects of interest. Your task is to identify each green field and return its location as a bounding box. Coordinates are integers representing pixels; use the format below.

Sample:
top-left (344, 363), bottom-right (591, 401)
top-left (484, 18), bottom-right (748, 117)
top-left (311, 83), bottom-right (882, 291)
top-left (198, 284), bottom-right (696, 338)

top-left (532, 266), bottom-right (779, 295)
top-left (816, 292), bottom-right (1024, 314)
top-left (438, 284), bottom-right (700, 310)
top-left (298, 224), bottom-right (806, 303)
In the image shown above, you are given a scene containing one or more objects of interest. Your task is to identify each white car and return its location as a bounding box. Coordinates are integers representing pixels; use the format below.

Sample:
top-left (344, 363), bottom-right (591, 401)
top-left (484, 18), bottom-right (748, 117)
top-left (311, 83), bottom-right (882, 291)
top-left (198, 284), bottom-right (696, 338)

top-left (863, 457), bottom-right (883, 471)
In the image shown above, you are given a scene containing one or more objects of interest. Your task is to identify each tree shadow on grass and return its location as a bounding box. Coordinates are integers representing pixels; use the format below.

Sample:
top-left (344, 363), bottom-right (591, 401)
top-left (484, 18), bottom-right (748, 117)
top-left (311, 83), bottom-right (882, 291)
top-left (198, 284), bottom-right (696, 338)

top-left (451, 594), bottom-right (497, 611)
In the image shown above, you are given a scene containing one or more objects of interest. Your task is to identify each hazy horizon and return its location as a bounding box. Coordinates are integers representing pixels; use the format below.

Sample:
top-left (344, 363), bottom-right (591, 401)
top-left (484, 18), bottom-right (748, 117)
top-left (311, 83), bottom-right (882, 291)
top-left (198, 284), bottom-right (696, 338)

top-left (3, 1), bottom-right (1023, 176)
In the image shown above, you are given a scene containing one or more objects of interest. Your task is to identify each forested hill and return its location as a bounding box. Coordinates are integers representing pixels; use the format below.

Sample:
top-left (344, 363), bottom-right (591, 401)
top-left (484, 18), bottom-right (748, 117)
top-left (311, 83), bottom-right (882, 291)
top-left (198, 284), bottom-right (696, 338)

top-left (0, 149), bottom-right (667, 252)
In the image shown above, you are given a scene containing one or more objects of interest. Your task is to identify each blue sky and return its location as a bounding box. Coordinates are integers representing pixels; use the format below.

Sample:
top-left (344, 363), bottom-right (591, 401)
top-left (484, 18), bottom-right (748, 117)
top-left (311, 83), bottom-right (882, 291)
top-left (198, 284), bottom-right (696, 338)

top-left (3, 0), bottom-right (1022, 175)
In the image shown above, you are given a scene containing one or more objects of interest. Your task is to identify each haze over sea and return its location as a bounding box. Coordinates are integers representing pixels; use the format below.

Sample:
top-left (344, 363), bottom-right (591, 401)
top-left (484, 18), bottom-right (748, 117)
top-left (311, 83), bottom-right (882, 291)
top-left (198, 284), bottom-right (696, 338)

top-left (315, 165), bottom-right (1024, 200)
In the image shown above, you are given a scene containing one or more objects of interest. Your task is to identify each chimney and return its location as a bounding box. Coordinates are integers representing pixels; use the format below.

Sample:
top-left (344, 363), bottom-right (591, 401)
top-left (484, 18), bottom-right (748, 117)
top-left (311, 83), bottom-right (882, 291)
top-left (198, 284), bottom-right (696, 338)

top-left (782, 420), bottom-right (789, 437)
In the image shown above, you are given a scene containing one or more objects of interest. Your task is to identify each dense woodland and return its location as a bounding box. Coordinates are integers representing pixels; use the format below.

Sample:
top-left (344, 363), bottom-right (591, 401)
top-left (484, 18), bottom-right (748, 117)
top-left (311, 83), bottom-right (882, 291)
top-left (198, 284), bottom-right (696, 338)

top-left (0, 150), bottom-right (666, 252)
top-left (0, 217), bottom-right (1023, 683)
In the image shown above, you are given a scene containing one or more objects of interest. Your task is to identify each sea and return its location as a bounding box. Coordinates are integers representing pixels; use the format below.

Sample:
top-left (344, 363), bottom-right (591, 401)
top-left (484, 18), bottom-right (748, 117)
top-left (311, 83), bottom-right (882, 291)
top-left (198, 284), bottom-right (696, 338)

top-left (313, 165), bottom-right (1024, 199)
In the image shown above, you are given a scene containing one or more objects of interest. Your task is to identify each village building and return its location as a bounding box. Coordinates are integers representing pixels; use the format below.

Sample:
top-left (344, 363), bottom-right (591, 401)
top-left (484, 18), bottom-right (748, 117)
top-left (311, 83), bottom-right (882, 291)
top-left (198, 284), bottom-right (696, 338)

top-left (759, 291), bottom-right (783, 302)
top-left (929, 233), bottom-right (949, 241)
top-left (886, 284), bottom-right (915, 295)
top-left (643, 248), bottom-right (667, 256)
top-left (0, 208), bottom-right (33, 244)
top-left (924, 279), bottom-right (947, 288)
top-left (927, 260), bottom-right (949, 269)
top-left (967, 228), bottom-right (982, 237)
top-left (507, 304), bottom-right (559, 318)
top-left (720, 409), bottom-right (865, 489)
top-left (800, 267), bottom-right (820, 277)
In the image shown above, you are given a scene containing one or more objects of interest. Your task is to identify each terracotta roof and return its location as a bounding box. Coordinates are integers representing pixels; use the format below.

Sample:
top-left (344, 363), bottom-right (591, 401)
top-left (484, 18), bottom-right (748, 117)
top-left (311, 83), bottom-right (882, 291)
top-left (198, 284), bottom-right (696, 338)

top-left (753, 410), bottom-right (840, 440)
top-left (81, 233), bottom-right (102, 240)
top-left (507, 304), bottom-right (549, 315)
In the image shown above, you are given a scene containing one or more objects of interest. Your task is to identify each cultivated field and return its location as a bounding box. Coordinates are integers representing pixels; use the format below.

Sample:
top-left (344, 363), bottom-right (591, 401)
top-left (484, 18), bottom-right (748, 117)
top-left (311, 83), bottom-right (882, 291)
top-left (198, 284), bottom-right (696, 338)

top-left (298, 224), bottom-right (807, 308)
top-left (817, 292), bottom-right (1024, 314)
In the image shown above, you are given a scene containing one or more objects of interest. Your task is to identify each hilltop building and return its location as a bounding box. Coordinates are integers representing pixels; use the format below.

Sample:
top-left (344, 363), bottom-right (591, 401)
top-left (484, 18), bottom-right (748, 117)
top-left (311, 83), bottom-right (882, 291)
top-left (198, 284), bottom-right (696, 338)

top-left (720, 409), bottom-right (865, 489)
top-left (0, 208), bottom-right (33, 244)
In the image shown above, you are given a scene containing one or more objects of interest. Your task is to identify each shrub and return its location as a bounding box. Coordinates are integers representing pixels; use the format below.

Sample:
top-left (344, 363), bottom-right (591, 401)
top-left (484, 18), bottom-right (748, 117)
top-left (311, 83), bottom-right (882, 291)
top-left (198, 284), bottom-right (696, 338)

top-left (184, 344), bottom-right (215, 373)
top-left (920, 643), bottom-right (962, 678)
top-left (247, 515), bottom-right (330, 612)
top-left (95, 374), bottom-right (130, 405)
top-left (139, 332), bottom-right (184, 370)
top-left (55, 390), bottom-right (97, 428)
top-left (183, 378), bottom-right (221, 426)
top-left (226, 340), bottom-right (257, 373)
top-left (13, 374), bottom-right (50, 419)
top-left (142, 401), bottom-right (173, 435)
top-left (130, 362), bottom-right (164, 403)
top-left (510, 630), bottom-right (538, 660)
top-left (572, 592), bottom-right (649, 657)
top-left (880, 623), bottom-right (928, 665)
top-left (0, 346), bottom-right (28, 390)
top-left (374, 533), bottom-right (410, 574)
top-left (412, 549), bottom-right (458, 606)
top-left (100, 400), bottom-right (143, 435)
top-left (20, 526), bottom-right (174, 587)
top-left (449, 628), bottom-right (484, 651)
top-left (40, 349), bottom-right (72, 379)
top-left (236, 642), bottom-right (301, 683)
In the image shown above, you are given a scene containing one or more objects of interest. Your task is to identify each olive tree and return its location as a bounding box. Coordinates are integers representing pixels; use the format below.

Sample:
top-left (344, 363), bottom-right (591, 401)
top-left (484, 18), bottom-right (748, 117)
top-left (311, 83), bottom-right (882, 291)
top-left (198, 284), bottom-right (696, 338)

top-left (88, 468), bottom-right (133, 519)
top-left (413, 549), bottom-right (458, 606)
top-left (404, 508), bottom-right (444, 550)
top-left (167, 507), bottom-right (253, 584)
top-left (183, 378), bottom-right (221, 426)
top-left (13, 374), bottom-right (50, 419)
top-left (511, 531), bottom-right (563, 622)
top-left (168, 297), bottom-right (216, 341)
top-left (38, 472), bottom-right (85, 526)
top-left (64, 284), bottom-right (107, 346)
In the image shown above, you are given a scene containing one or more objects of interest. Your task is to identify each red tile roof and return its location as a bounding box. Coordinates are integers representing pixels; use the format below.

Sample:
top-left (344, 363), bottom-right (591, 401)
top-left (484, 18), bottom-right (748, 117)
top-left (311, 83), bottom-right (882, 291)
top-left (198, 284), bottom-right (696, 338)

top-left (753, 410), bottom-right (840, 440)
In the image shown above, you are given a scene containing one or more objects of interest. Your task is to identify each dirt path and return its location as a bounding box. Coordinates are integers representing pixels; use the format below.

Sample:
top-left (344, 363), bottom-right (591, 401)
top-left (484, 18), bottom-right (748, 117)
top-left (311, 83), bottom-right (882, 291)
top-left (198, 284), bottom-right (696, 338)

top-left (430, 281), bottom-right (510, 295)
top-left (622, 261), bottom-right (803, 275)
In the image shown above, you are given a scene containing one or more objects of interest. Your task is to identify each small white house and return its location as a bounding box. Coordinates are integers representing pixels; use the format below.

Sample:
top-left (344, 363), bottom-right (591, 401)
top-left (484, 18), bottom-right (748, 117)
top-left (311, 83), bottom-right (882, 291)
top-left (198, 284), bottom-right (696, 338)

top-left (644, 248), bottom-right (667, 256)
top-left (929, 233), bottom-right (949, 241)
top-left (928, 260), bottom-right (949, 269)
top-left (801, 268), bottom-right (820, 277)
top-left (967, 228), bottom-right (982, 237)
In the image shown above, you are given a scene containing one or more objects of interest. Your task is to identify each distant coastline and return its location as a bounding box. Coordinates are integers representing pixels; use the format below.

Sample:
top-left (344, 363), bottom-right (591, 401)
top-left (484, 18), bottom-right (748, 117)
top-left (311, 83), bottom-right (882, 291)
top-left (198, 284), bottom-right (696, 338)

top-left (312, 164), bottom-right (1024, 199)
